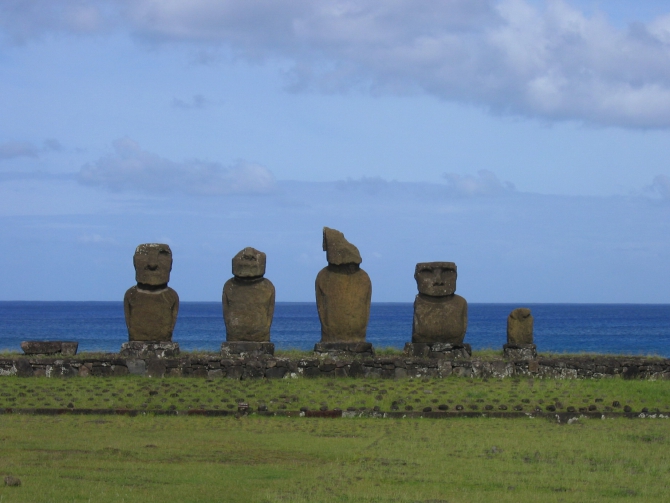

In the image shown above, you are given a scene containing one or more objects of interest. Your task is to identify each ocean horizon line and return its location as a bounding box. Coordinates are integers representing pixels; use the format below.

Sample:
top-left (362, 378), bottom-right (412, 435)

top-left (1, 300), bottom-right (669, 306)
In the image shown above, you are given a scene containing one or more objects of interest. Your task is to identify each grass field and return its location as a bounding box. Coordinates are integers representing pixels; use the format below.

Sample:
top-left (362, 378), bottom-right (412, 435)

top-left (0, 376), bottom-right (669, 414)
top-left (0, 377), bottom-right (669, 501)
top-left (0, 414), bottom-right (669, 502)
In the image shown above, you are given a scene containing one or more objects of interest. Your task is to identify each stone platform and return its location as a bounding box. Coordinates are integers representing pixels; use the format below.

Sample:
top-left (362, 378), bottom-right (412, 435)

top-left (1, 353), bottom-right (669, 380)
top-left (21, 341), bottom-right (78, 356)
top-left (119, 341), bottom-right (180, 358)
top-left (503, 343), bottom-right (537, 361)
top-left (404, 342), bottom-right (472, 359)
top-left (221, 342), bottom-right (274, 358)
top-left (313, 342), bottom-right (374, 358)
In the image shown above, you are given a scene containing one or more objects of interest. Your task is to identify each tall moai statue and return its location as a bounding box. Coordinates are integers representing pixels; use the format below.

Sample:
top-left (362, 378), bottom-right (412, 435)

top-left (405, 262), bottom-right (470, 359)
top-left (503, 308), bottom-right (537, 360)
top-left (221, 247), bottom-right (276, 357)
top-left (314, 227), bottom-right (373, 357)
top-left (121, 244), bottom-right (180, 358)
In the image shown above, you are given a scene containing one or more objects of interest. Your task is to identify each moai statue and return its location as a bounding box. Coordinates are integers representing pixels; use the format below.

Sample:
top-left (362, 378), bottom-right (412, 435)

top-left (221, 247), bottom-right (276, 357)
top-left (406, 262), bottom-right (470, 359)
top-left (314, 227), bottom-right (373, 357)
top-left (504, 307), bottom-right (537, 360)
top-left (121, 244), bottom-right (180, 357)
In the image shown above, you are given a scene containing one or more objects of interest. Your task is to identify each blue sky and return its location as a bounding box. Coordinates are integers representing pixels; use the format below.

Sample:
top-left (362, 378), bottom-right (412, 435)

top-left (1, 0), bottom-right (670, 302)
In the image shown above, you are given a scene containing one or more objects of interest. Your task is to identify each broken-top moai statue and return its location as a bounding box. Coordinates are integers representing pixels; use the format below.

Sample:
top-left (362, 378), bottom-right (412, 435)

top-left (404, 262), bottom-right (470, 359)
top-left (503, 307), bottom-right (537, 360)
top-left (120, 243), bottom-right (180, 358)
top-left (314, 227), bottom-right (373, 358)
top-left (221, 247), bottom-right (276, 357)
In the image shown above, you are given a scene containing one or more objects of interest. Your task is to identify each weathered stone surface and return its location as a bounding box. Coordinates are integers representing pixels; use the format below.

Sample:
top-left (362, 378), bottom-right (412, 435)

top-left (221, 341), bottom-right (275, 358)
top-left (231, 247), bottom-right (267, 278)
top-left (414, 262), bottom-right (457, 297)
top-left (4, 476), bottom-right (21, 487)
top-left (507, 308), bottom-right (534, 344)
top-left (133, 243), bottom-right (173, 286)
top-left (503, 343), bottom-right (537, 361)
top-left (316, 227), bottom-right (371, 342)
top-left (21, 341), bottom-right (78, 356)
top-left (119, 341), bottom-right (180, 358)
top-left (124, 287), bottom-right (179, 341)
top-left (223, 248), bottom-right (275, 342)
top-left (322, 227), bottom-right (361, 265)
top-left (125, 359), bottom-right (147, 375)
top-left (314, 342), bottom-right (374, 358)
top-left (412, 294), bottom-right (468, 344)
top-left (15, 359), bottom-right (33, 377)
top-left (124, 243), bottom-right (179, 342)
top-left (404, 342), bottom-right (471, 359)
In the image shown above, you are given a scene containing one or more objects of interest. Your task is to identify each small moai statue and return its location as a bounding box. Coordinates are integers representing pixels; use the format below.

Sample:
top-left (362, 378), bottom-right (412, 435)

top-left (503, 308), bottom-right (537, 360)
top-left (221, 247), bottom-right (276, 357)
top-left (405, 262), bottom-right (470, 359)
top-left (121, 244), bottom-right (180, 357)
top-left (314, 227), bottom-right (373, 357)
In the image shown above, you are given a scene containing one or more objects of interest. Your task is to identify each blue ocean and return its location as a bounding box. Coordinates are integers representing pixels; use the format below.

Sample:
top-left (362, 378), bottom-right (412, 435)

top-left (0, 302), bottom-right (668, 357)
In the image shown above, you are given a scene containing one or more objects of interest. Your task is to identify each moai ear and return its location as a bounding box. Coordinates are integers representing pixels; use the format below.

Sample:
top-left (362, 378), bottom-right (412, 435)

top-left (323, 227), bottom-right (362, 265)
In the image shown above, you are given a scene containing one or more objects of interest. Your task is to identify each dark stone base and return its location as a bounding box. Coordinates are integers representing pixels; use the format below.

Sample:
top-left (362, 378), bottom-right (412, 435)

top-left (314, 342), bottom-right (374, 358)
top-left (221, 342), bottom-right (275, 358)
top-left (119, 341), bottom-right (180, 358)
top-left (404, 342), bottom-right (472, 360)
top-left (21, 341), bottom-right (78, 356)
top-left (503, 343), bottom-right (537, 361)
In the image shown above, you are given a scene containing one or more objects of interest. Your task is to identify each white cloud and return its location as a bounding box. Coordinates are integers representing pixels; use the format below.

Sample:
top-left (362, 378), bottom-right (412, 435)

top-left (0, 141), bottom-right (39, 160)
top-left (443, 169), bottom-right (515, 197)
top-left (77, 233), bottom-right (119, 246)
top-left (3, 0), bottom-right (670, 127)
top-left (646, 174), bottom-right (670, 200)
top-left (172, 94), bottom-right (208, 109)
top-left (77, 137), bottom-right (276, 195)
top-left (0, 0), bottom-right (109, 43)
top-left (0, 139), bottom-right (64, 160)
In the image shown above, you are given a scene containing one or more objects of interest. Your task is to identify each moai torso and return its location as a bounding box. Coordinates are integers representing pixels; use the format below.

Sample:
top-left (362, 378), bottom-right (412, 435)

top-left (123, 243), bottom-right (179, 342)
top-left (411, 262), bottom-right (468, 344)
top-left (315, 228), bottom-right (372, 342)
top-left (507, 308), bottom-right (533, 344)
top-left (222, 247), bottom-right (275, 342)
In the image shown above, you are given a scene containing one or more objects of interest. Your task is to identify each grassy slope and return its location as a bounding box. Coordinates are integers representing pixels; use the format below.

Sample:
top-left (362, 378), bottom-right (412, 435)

top-left (0, 376), bottom-right (669, 413)
top-left (0, 415), bottom-right (668, 502)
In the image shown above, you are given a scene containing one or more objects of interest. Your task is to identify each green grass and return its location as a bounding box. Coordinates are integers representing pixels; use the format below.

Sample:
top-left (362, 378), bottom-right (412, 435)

top-left (0, 414), bottom-right (669, 502)
top-left (0, 376), bottom-right (669, 414)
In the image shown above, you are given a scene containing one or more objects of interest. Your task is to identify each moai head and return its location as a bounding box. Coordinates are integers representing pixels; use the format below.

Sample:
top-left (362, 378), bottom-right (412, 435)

top-left (133, 243), bottom-right (173, 286)
top-left (232, 247), bottom-right (266, 278)
top-left (509, 307), bottom-right (532, 322)
top-left (414, 262), bottom-right (457, 297)
top-left (323, 227), bottom-right (362, 265)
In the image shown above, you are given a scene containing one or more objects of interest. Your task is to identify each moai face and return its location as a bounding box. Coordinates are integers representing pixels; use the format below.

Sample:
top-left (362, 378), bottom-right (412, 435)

top-left (133, 243), bottom-right (173, 286)
top-left (232, 247), bottom-right (266, 278)
top-left (323, 227), bottom-right (362, 265)
top-left (414, 262), bottom-right (457, 297)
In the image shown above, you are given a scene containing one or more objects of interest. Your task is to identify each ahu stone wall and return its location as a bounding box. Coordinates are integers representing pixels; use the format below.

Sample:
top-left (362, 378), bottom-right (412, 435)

top-left (1, 354), bottom-right (669, 380)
